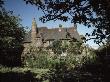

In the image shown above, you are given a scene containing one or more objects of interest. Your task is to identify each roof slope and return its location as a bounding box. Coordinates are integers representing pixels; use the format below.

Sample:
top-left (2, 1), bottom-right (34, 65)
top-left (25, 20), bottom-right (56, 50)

top-left (23, 27), bottom-right (82, 43)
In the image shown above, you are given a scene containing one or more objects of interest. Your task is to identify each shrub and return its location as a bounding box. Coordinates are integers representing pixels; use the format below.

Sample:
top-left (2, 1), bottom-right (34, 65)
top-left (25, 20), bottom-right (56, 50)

top-left (23, 47), bottom-right (53, 68)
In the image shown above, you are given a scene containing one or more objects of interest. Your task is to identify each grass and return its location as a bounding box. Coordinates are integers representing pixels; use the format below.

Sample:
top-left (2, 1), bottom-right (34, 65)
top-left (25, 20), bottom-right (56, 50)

top-left (0, 65), bottom-right (49, 74)
top-left (0, 65), bottom-right (49, 82)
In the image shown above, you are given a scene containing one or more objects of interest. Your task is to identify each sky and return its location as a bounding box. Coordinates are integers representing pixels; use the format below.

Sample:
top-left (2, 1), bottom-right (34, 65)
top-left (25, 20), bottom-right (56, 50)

top-left (4, 0), bottom-right (99, 49)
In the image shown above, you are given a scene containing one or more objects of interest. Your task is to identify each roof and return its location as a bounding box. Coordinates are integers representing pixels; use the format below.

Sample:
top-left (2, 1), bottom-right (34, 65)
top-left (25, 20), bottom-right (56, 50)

top-left (23, 31), bottom-right (31, 43)
top-left (23, 27), bottom-right (82, 43)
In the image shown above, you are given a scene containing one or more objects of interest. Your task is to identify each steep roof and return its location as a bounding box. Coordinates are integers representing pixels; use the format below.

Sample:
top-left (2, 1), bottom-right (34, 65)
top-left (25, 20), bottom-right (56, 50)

top-left (23, 31), bottom-right (31, 43)
top-left (23, 27), bottom-right (82, 43)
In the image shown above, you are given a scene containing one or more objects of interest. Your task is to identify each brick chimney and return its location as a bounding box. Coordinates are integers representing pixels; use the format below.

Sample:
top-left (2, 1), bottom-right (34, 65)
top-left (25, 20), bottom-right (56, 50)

top-left (31, 18), bottom-right (38, 43)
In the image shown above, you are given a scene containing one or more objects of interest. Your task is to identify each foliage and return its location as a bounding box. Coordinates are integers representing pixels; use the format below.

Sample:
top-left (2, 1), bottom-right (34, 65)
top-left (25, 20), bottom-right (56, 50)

top-left (46, 60), bottom-right (73, 82)
top-left (0, 65), bottom-right (49, 82)
top-left (24, 0), bottom-right (110, 44)
top-left (0, 1), bottom-right (25, 66)
top-left (0, 9), bottom-right (25, 49)
top-left (75, 44), bottom-right (110, 82)
top-left (0, 65), bottom-right (48, 73)
top-left (0, 46), bottom-right (24, 67)
top-left (49, 40), bottom-right (82, 55)
top-left (43, 58), bottom-right (97, 82)
top-left (0, 0), bottom-right (25, 48)
top-left (23, 46), bottom-right (53, 68)
top-left (0, 0), bottom-right (4, 8)
top-left (48, 40), bottom-right (96, 66)
top-left (41, 41), bottom-right (97, 82)
top-left (67, 41), bottom-right (82, 55)
top-left (49, 40), bottom-right (64, 55)
top-left (23, 40), bottom-right (96, 69)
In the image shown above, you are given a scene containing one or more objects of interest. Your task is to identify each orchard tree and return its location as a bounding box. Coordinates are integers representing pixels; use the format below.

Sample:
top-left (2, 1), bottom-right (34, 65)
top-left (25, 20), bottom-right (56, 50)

top-left (24, 0), bottom-right (110, 44)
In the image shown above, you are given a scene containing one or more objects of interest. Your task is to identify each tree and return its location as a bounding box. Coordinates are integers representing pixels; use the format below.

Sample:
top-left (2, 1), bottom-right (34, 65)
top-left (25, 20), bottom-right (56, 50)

top-left (0, 1), bottom-right (25, 66)
top-left (24, 0), bottom-right (110, 44)
top-left (0, 11), bottom-right (24, 48)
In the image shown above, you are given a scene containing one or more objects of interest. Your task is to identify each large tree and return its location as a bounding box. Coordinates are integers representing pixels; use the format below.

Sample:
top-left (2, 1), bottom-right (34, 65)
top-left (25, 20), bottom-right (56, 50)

top-left (0, 0), bottom-right (25, 66)
top-left (24, 0), bottom-right (110, 44)
top-left (0, 0), bottom-right (25, 49)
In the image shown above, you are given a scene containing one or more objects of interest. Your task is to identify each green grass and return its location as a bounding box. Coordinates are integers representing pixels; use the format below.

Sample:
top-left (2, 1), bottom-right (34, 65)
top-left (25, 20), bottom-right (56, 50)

top-left (0, 65), bottom-right (49, 82)
top-left (0, 65), bottom-right (49, 74)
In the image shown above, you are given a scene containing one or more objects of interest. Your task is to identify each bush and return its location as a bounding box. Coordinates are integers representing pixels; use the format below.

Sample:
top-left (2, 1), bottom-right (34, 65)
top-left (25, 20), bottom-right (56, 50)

top-left (23, 47), bottom-right (53, 68)
top-left (0, 46), bottom-right (24, 67)
top-left (22, 40), bottom-right (96, 69)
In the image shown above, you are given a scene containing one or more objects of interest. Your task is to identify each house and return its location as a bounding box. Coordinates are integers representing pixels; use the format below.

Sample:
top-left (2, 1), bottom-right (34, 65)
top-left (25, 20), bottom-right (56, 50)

top-left (23, 18), bottom-right (82, 48)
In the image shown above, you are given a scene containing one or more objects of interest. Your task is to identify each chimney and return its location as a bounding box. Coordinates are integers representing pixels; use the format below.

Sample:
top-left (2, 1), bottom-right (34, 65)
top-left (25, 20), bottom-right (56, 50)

top-left (31, 18), bottom-right (37, 43)
top-left (59, 24), bottom-right (62, 32)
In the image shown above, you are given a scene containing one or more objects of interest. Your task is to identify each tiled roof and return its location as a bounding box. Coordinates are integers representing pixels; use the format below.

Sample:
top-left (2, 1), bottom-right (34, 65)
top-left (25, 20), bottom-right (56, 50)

top-left (23, 31), bottom-right (31, 43)
top-left (23, 27), bottom-right (82, 43)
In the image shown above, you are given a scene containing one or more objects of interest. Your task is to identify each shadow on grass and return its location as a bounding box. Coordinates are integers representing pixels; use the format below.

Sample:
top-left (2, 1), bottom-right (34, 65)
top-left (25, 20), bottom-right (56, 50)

top-left (77, 45), bottom-right (110, 82)
top-left (0, 70), bottom-right (41, 82)
top-left (0, 46), bottom-right (24, 67)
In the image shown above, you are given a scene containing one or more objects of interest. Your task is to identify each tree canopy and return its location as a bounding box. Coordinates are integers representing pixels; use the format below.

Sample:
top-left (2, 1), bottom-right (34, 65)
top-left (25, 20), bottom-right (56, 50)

top-left (0, 0), bottom-right (25, 66)
top-left (24, 0), bottom-right (110, 44)
top-left (0, 0), bottom-right (25, 49)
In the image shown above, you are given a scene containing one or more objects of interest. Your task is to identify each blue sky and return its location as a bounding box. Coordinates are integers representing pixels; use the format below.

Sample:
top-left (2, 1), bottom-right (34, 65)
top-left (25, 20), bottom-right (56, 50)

top-left (4, 0), bottom-right (99, 49)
